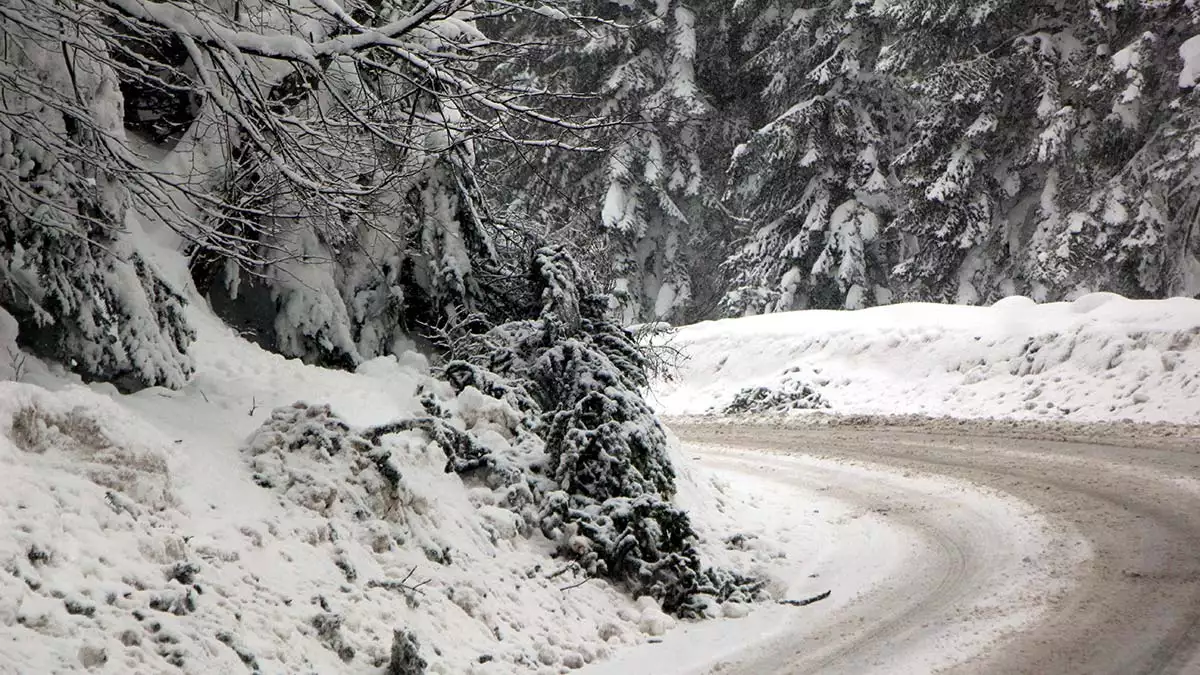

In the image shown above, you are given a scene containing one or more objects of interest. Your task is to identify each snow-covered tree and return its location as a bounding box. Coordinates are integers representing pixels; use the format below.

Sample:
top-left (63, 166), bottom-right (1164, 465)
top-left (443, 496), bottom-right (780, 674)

top-left (2, 0), bottom-right (619, 381)
top-left (718, 0), bottom-right (1199, 312)
top-left (722, 0), bottom-right (901, 313)
top-left (483, 0), bottom-right (740, 324)
top-left (1057, 3), bottom-right (1200, 298)
top-left (441, 245), bottom-right (762, 614)
top-left (154, 0), bottom-right (574, 366)
top-left (0, 0), bottom-right (194, 389)
top-left (883, 0), bottom-right (1200, 302)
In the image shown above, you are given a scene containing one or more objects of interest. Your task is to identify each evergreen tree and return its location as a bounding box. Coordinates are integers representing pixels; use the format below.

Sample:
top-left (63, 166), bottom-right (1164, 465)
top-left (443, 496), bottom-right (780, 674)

top-left (3, 0), bottom-right (615, 382)
top-left (483, 0), bottom-right (739, 324)
top-left (444, 245), bottom-right (762, 614)
top-left (883, 0), bottom-right (1200, 302)
top-left (187, 0), bottom-right (515, 366)
top-left (721, 0), bottom-right (1200, 311)
top-left (722, 0), bottom-right (901, 312)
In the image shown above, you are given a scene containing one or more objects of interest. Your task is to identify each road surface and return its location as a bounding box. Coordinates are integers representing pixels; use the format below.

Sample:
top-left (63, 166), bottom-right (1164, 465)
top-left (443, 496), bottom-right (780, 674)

top-left (674, 418), bottom-right (1200, 675)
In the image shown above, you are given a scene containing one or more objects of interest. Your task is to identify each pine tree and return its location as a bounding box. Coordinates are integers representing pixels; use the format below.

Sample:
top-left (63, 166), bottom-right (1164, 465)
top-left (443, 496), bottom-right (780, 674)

top-left (1061, 2), bottom-right (1200, 297)
top-left (722, 0), bottom-right (901, 313)
top-left (442, 245), bottom-right (761, 614)
top-left (483, 0), bottom-right (738, 324)
top-left (883, 0), bottom-right (1200, 302)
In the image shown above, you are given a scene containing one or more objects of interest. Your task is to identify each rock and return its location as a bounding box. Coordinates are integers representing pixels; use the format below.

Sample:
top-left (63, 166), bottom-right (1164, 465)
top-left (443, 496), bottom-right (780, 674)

top-left (78, 645), bottom-right (107, 669)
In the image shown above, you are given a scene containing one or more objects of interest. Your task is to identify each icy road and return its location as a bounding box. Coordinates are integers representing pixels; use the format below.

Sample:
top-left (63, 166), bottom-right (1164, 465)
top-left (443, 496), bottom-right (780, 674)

top-left (600, 419), bottom-right (1200, 675)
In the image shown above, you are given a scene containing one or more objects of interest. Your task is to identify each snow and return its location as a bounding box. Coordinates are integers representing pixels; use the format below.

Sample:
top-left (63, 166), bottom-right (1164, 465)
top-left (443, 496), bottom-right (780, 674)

top-left (600, 180), bottom-right (629, 230)
top-left (1179, 34), bottom-right (1200, 88)
top-left (582, 449), bottom-right (900, 674)
top-left (650, 293), bottom-right (1200, 423)
top-left (4, 277), bottom-right (1183, 673)
top-left (0, 246), bottom-right (806, 674)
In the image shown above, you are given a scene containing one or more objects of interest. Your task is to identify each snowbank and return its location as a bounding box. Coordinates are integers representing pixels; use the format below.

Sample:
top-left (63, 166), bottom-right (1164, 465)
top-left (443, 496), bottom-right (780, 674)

top-left (0, 315), bottom-right (643, 673)
top-left (651, 294), bottom-right (1200, 423)
top-left (0, 300), bottom-right (796, 674)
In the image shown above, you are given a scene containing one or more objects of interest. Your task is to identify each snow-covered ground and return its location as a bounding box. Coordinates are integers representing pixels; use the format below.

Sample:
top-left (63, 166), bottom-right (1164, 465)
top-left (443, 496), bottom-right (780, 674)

top-left (649, 294), bottom-right (1200, 423)
top-left (0, 299), bottom-right (801, 674)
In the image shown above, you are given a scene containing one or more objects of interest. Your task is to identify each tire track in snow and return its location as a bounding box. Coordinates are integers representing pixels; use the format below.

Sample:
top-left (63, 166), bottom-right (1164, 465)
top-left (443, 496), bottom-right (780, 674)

top-left (679, 421), bottom-right (1200, 675)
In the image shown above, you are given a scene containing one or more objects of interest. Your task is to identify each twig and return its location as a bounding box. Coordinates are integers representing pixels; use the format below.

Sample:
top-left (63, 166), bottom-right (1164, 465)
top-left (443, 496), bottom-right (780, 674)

top-left (559, 577), bottom-right (591, 592)
top-left (777, 590), bottom-right (831, 607)
top-left (366, 566), bottom-right (429, 595)
top-left (545, 563), bottom-right (579, 580)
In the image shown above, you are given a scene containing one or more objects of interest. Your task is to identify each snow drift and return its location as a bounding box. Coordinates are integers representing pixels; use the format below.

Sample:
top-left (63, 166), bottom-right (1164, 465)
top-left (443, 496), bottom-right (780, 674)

top-left (650, 294), bottom-right (1200, 423)
top-left (0, 318), bottom-right (647, 673)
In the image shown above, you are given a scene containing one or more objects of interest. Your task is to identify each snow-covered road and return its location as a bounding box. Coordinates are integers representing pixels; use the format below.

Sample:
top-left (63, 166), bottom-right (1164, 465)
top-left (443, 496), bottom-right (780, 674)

top-left (613, 419), bottom-right (1200, 674)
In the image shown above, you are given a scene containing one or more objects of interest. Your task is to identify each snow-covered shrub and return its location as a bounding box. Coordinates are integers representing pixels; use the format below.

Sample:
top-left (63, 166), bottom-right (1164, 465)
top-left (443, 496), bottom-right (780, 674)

top-left (1, 383), bottom-right (176, 509)
top-left (386, 629), bottom-right (427, 675)
top-left (723, 381), bottom-right (830, 415)
top-left (542, 494), bottom-right (763, 615)
top-left (365, 416), bottom-right (524, 487)
top-left (243, 401), bottom-right (529, 520)
top-left (242, 402), bottom-right (391, 517)
top-left (447, 246), bottom-right (763, 616)
top-left (467, 248), bottom-right (676, 502)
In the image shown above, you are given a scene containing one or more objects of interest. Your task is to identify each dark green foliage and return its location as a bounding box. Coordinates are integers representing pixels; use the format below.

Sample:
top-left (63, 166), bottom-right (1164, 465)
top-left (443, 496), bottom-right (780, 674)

top-left (538, 348), bottom-right (674, 500)
top-left (243, 401), bottom-right (530, 514)
top-left (386, 629), bottom-right (427, 675)
top-left (464, 246), bottom-right (678, 502)
top-left (0, 222), bottom-right (196, 390)
top-left (542, 494), bottom-right (765, 615)
top-left (452, 245), bottom-right (762, 615)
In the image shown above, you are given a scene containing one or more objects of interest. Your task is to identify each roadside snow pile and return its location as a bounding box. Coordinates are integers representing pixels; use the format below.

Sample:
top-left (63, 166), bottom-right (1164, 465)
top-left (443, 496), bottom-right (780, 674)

top-left (651, 294), bottom-right (1200, 423)
top-left (0, 337), bottom-right (632, 673)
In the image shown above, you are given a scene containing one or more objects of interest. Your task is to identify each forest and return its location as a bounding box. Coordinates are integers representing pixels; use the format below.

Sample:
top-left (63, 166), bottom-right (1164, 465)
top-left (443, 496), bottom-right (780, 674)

top-left (3, 0), bottom-right (1198, 391)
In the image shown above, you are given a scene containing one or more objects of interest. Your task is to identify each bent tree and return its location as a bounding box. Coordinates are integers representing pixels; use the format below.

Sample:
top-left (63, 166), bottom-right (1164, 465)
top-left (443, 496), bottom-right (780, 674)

top-left (0, 0), bottom-right (609, 385)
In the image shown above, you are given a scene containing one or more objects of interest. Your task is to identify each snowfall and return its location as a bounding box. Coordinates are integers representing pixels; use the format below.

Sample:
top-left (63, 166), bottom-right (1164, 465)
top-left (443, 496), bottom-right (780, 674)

top-left (3, 285), bottom-right (1199, 674)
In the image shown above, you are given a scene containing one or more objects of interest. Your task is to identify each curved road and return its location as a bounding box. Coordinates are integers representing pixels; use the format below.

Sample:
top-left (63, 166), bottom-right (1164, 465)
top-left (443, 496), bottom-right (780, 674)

top-left (674, 419), bottom-right (1200, 675)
